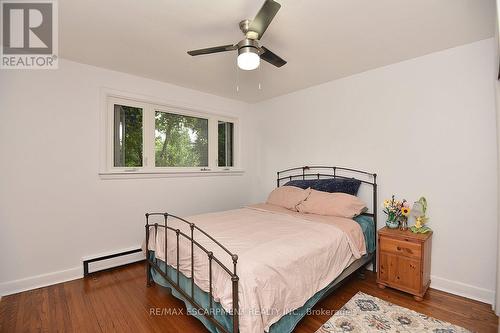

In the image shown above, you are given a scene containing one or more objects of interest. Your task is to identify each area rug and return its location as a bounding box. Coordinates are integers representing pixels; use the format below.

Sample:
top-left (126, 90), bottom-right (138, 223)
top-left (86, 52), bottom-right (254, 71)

top-left (316, 292), bottom-right (471, 333)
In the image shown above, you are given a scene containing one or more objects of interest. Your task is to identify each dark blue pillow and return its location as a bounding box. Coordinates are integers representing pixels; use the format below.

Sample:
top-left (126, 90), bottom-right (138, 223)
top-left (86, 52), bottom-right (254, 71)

top-left (284, 178), bottom-right (361, 196)
top-left (283, 179), bottom-right (317, 189)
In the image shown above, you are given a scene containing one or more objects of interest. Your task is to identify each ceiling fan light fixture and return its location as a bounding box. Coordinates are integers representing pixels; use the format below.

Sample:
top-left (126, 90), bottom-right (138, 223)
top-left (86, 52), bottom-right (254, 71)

top-left (237, 46), bottom-right (260, 71)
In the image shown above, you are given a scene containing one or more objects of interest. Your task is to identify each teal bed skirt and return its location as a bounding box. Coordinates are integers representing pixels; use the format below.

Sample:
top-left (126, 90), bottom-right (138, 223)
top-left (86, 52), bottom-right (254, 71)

top-left (149, 216), bottom-right (375, 333)
top-left (151, 254), bottom-right (345, 333)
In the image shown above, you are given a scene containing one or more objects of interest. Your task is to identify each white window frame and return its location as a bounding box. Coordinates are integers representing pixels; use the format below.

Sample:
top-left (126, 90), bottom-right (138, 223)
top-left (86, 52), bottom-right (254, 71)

top-left (99, 90), bottom-right (242, 179)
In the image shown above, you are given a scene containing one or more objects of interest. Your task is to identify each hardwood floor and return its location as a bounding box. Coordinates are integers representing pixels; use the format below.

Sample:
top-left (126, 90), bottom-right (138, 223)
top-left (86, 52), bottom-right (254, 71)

top-left (0, 262), bottom-right (497, 332)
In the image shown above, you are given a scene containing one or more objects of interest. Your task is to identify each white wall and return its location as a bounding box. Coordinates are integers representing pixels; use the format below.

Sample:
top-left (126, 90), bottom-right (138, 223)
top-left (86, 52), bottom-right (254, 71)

top-left (0, 60), bottom-right (258, 295)
top-left (252, 39), bottom-right (498, 304)
top-left (495, 80), bottom-right (500, 313)
top-left (494, 0), bottom-right (500, 314)
top-left (494, 0), bottom-right (500, 315)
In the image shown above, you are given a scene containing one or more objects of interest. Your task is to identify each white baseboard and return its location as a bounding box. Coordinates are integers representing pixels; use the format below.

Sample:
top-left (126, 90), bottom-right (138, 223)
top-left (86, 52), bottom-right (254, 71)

top-left (430, 275), bottom-right (495, 305)
top-left (0, 266), bottom-right (82, 297)
top-left (84, 250), bottom-right (144, 274)
top-left (0, 246), bottom-right (145, 297)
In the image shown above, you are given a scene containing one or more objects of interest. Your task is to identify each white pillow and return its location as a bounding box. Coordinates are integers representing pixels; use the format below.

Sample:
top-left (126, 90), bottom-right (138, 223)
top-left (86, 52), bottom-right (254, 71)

top-left (297, 189), bottom-right (367, 218)
top-left (266, 186), bottom-right (311, 211)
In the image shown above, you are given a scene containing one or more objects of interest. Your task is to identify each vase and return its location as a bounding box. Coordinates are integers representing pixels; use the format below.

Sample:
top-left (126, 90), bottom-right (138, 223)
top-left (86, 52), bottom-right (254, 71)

top-left (386, 219), bottom-right (399, 229)
top-left (400, 219), bottom-right (408, 231)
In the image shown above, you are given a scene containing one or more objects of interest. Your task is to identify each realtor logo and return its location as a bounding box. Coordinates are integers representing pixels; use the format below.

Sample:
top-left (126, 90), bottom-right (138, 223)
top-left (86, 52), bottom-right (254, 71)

top-left (1, 0), bottom-right (58, 69)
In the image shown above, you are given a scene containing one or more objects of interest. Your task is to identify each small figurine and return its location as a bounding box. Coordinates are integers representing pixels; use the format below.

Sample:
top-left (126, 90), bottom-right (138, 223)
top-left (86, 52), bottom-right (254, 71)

top-left (409, 197), bottom-right (431, 233)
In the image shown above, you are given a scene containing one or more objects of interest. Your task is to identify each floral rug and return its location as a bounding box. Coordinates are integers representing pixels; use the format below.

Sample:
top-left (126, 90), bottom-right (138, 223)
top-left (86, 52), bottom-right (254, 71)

top-left (316, 292), bottom-right (471, 333)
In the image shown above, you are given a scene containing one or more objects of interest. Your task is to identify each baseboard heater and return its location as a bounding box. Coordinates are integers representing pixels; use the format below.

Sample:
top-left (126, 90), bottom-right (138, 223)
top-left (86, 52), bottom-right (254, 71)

top-left (83, 248), bottom-right (144, 276)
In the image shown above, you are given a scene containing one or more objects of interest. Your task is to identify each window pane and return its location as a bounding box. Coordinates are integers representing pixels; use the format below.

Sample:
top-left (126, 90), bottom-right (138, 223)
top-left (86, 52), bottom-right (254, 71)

top-left (218, 121), bottom-right (234, 167)
top-left (155, 112), bottom-right (209, 167)
top-left (114, 104), bottom-right (143, 167)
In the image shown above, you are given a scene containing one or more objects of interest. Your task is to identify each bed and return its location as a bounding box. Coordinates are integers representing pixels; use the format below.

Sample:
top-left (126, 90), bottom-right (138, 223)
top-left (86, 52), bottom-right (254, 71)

top-left (144, 166), bottom-right (378, 333)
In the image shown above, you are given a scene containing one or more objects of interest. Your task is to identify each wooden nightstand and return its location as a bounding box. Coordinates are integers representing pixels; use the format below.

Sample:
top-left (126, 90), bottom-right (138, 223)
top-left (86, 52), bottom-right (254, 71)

top-left (376, 227), bottom-right (432, 301)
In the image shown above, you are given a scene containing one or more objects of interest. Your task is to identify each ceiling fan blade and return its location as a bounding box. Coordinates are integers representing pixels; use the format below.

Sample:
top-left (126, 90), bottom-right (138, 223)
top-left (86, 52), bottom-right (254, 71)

top-left (187, 44), bottom-right (236, 56)
top-left (260, 46), bottom-right (286, 67)
top-left (249, 0), bottom-right (281, 40)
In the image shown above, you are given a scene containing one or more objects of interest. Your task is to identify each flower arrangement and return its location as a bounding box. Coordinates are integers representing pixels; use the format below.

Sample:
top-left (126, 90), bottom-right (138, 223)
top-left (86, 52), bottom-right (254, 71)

top-left (400, 205), bottom-right (411, 231)
top-left (382, 195), bottom-right (410, 229)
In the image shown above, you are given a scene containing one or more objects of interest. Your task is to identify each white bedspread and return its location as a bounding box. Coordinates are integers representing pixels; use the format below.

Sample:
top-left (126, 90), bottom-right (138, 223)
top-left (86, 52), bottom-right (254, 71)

top-left (146, 203), bottom-right (366, 333)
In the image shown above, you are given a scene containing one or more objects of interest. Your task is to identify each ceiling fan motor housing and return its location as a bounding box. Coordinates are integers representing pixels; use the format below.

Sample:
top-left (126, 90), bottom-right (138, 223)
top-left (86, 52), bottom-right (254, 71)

top-left (237, 38), bottom-right (261, 55)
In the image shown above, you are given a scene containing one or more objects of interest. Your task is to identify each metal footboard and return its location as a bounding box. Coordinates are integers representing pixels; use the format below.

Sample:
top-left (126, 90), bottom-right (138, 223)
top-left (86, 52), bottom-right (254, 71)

top-left (145, 213), bottom-right (239, 333)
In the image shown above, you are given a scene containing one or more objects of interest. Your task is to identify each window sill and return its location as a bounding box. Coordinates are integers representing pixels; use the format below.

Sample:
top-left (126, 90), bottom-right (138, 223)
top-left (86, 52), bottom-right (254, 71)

top-left (99, 169), bottom-right (245, 180)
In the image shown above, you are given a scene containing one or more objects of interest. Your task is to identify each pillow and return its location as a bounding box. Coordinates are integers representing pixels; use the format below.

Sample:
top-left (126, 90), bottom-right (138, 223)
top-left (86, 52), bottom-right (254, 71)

top-left (284, 178), bottom-right (361, 195)
top-left (283, 179), bottom-right (318, 189)
top-left (266, 186), bottom-right (311, 211)
top-left (296, 189), bottom-right (367, 218)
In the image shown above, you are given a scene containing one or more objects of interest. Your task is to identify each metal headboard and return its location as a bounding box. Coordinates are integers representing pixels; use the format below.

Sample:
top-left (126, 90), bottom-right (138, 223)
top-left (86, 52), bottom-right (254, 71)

top-left (277, 165), bottom-right (378, 268)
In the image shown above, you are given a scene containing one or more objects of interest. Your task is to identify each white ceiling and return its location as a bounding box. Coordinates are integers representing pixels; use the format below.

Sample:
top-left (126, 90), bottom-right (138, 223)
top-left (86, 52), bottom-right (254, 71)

top-left (60, 0), bottom-right (495, 103)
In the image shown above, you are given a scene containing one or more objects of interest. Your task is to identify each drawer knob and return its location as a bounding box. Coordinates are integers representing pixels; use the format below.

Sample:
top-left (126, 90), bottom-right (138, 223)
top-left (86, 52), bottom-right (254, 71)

top-left (396, 246), bottom-right (413, 254)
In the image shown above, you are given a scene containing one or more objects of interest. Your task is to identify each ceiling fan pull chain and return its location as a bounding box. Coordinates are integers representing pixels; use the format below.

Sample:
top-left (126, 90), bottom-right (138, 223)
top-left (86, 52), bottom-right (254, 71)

top-left (258, 65), bottom-right (262, 90)
top-left (236, 64), bottom-right (240, 92)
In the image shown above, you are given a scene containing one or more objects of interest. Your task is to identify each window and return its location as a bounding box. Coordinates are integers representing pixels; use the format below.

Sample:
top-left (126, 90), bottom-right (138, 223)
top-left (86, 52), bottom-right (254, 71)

top-left (104, 95), bottom-right (239, 175)
top-left (155, 112), bottom-right (209, 167)
top-left (218, 121), bottom-right (234, 167)
top-left (114, 104), bottom-right (143, 167)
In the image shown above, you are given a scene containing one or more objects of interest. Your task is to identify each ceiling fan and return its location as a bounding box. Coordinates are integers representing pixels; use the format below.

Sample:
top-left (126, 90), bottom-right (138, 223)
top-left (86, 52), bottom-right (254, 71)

top-left (187, 0), bottom-right (286, 71)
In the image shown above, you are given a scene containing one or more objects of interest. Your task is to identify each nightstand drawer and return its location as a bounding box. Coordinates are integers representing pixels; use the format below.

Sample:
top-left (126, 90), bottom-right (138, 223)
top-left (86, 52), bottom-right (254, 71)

top-left (380, 237), bottom-right (421, 259)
